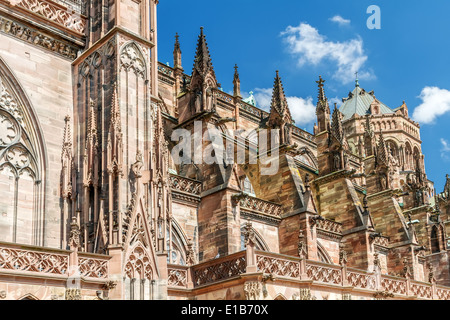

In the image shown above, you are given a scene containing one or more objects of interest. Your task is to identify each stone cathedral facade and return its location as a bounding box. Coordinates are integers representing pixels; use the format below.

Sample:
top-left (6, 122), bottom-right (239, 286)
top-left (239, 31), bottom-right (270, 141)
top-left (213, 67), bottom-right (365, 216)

top-left (0, 0), bottom-right (449, 301)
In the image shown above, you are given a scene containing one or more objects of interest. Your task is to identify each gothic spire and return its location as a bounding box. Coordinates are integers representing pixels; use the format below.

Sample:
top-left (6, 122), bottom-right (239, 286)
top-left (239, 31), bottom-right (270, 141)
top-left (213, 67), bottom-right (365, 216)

top-left (330, 103), bottom-right (344, 143)
top-left (316, 75), bottom-right (327, 105)
top-left (269, 70), bottom-right (292, 122)
top-left (173, 33), bottom-right (182, 70)
top-left (377, 133), bottom-right (389, 166)
top-left (62, 115), bottom-right (72, 158)
top-left (233, 64), bottom-right (241, 98)
top-left (192, 27), bottom-right (215, 79)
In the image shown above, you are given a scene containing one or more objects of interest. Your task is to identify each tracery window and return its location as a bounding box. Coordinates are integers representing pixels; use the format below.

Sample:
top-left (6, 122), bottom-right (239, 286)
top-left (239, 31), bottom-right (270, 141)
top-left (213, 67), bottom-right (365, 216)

top-left (0, 63), bottom-right (43, 245)
top-left (166, 225), bottom-right (187, 265)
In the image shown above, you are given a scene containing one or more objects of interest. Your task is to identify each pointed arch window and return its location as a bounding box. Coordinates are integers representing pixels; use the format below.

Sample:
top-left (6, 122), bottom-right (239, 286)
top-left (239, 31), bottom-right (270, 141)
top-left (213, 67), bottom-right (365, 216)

top-left (0, 59), bottom-right (45, 245)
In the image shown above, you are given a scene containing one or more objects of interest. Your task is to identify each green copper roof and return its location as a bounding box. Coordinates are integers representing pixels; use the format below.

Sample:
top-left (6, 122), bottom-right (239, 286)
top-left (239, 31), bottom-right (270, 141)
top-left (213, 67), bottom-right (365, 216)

top-left (339, 85), bottom-right (393, 121)
top-left (243, 91), bottom-right (256, 106)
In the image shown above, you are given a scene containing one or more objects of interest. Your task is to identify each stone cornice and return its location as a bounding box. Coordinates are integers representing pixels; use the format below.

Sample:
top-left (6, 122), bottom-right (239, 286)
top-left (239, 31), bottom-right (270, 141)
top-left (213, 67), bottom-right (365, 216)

top-left (0, 14), bottom-right (79, 60)
top-left (313, 169), bottom-right (355, 186)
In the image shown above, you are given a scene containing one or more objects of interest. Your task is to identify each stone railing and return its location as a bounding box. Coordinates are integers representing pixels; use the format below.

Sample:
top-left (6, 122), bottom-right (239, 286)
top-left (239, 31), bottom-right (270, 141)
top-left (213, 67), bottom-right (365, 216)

top-left (0, 242), bottom-right (69, 275)
top-left (436, 285), bottom-right (450, 300)
top-left (78, 253), bottom-right (109, 279)
top-left (373, 235), bottom-right (389, 248)
top-left (167, 248), bottom-right (450, 299)
top-left (215, 91), bottom-right (233, 104)
top-left (10, 0), bottom-right (87, 35)
top-left (346, 267), bottom-right (377, 290)
top-left (256, 251), bottom-right (300, 278)
top-left (239, 102), bottom-right (263, 119)
top-left (167, 264), bottom-right (188, 288)
top-left (314, 218), bottom-right (342, 235)
top-left (410, 281), bottom-right (433, 299)
top-left (192, 251), bottom-right (246, 287)
top-left (157, 64), bottom-right (174, 77)
top-left (306, 260), bottom-right (343, 285)
top-left (239, 195), bottom-right (282, 219)
top-left (169, 174), bottom-right (202, 196)
top-left (0, 241), bottom-right (110, 283)
top-left (380, 274), bottom-right (407, 295)
top-left (291, 126), bottom-right (315, 143)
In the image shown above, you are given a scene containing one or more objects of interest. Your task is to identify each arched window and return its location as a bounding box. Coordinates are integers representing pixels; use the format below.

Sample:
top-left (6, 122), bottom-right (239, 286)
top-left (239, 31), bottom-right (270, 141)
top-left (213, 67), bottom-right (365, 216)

top-left (404, 142), bottom-right (412, 170)
top-left (317, 242), bottom-right (332, 264)
top-left (430, 226), bottom-right (440, 253)
top-left (166, 223), bottom-right (188, 265)
top-left (0, 58), bottom-right (45, 245)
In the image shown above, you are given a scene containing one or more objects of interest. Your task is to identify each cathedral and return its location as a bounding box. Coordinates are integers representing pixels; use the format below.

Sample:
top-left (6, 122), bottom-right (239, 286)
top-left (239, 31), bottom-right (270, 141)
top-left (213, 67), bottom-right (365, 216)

top-left (0, 0), bottom-right (449, 300)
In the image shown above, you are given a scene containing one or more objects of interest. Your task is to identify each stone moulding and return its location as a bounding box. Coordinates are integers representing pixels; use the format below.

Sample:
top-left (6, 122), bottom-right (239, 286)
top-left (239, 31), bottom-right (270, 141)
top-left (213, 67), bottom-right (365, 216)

top-left (0, 15), bottom-right (79, 60)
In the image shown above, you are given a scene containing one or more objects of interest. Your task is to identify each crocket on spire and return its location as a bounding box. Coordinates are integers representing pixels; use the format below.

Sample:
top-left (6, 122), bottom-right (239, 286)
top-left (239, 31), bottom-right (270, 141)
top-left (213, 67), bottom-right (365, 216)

top-left (268, 70), bottom-right (292, 124)
top-left (192, 27), bottom-right (216, 81)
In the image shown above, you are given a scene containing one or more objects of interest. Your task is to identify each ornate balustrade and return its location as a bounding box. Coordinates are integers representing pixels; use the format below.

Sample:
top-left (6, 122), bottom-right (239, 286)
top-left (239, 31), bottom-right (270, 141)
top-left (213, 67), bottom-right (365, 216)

top-left (239, 195), bottom-right (282, 219)
top-left (306, 260), bottom-right (343, 285)
top-left (157, 64), bottom-right (174, 77)
top-left (215, 91), bottom-right (233, 104)
top-left (291, 126), bottom-right (315, 143)
top-left (380, 274), bottom-right (407, 295)
top-left (315, 218), bottom-right (342, 235)
top-left (436, 285), bottom-right (450, 300)
top-left (255, 251), bottom-right (300, 278)
top-left (9, 0), bottom-right (87, 35)
top-left (0, 241), bottom-right (110, 282)
top-left (373, 235), bottom-right (390, 248)
top-left (78, 253), bottom-right (109, 279)
top-left (167, 248), bottom-right (450, 299)
top-left (192, 251), bottom-right (246, 287)
top-left (346, 267), bottom-right (377, 290)
top-left (410, 281), bottom-right (433, 299)
top-left (169, 174), bottom-right (202, 196)
top-left (239, 102), bottom-right (263, 119)
top-left (0, 242), bottom-right (69, 275)
top-left (167, 264), bottom-right (188, 288)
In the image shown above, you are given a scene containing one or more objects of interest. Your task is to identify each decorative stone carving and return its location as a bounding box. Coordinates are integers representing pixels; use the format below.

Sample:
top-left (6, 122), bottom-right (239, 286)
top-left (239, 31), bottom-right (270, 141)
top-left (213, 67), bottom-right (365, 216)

top-left (0, 291), bottom-right (6, 299)
top-left (294, 288), bottom-right (316, 300)
top-left (0, 16), bottom-right (78, 60)
top-left (120, 43), bottom-right (146, 78)
top-left (244, 281), bottom-right (261, 300)
top-left (65, 288), bottom-right (81, 300)
top-left (69, 217), bottom-right (81, 248)
top-left (342, 293), bottom-right (352, 300)
top-left (185, 239), bottom-right (196, 266)
top-left (297, 231), bottom-right (307, 259)
top-left (10, 0), bottom-right (86, 34)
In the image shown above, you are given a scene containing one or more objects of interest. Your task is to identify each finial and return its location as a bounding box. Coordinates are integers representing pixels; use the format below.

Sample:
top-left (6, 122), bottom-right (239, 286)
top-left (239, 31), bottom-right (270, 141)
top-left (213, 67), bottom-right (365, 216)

top-left (249, 91), bottom-right (253, 96)
top-left (200, 26), bottom-right (204, 34)
top-left (355, 71), bottom-right (360, 87)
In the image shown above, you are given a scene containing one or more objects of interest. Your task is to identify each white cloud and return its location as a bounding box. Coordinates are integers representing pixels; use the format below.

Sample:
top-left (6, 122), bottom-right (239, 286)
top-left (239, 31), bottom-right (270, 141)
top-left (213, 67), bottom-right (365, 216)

top-left (329, 97), bottom-right (343, 108)
top-left (252, 88), bottom-right (316, 126)
top-left (413, 87), bottom-right (450, 124)
top-left (329, 15), bottom-right (351, 26)
top-left (441, 138), bottom-right (450, 161)
top-left (287, 96), bottom-right (316, 126)
top-left (280, 22), bottom-right (373, 84)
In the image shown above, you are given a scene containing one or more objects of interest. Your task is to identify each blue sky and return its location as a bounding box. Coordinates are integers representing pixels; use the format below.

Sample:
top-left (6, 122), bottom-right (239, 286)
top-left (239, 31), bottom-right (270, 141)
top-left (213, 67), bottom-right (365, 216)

top-left (158, 0), bottom-right (450, 191)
